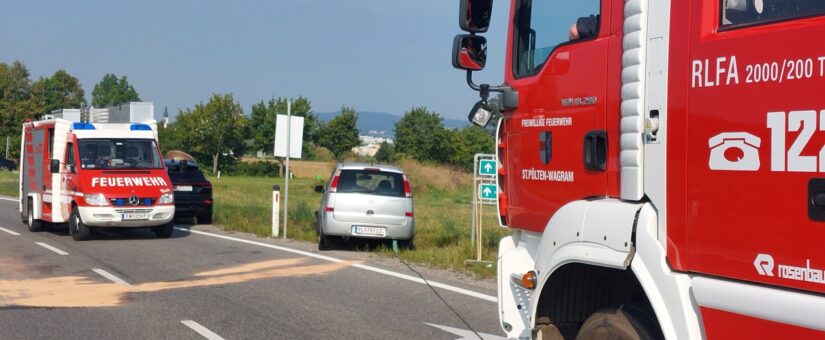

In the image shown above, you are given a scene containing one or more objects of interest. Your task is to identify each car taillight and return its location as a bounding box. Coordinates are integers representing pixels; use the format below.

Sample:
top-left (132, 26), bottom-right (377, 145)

top-left (329, 171), bottom-right (340, 193)
top-left (325, 207), bottom-right (334, 212)
top-left (204, 199), bottom-right (213, 205)
top-left (405, 211), bottom-right (414, 217)
top-left (403, 176), bottom-right (412, 198)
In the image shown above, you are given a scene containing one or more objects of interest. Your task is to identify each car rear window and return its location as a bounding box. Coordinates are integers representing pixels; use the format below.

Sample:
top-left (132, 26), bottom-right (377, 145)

top-left (166, 161), bottom-right (208, 182)
top-left (337, 169), bottom-right (404, 197)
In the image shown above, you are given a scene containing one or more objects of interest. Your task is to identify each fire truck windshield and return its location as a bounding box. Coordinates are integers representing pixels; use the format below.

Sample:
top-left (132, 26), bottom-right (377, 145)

top-left (77, 139), bottom-right (163, 170)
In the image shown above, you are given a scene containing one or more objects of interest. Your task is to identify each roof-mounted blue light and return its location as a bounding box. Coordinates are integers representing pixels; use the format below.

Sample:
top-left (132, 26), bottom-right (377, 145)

top-left (130, 123), bottom-right (152, 131)
top-left (72, 122), bottom-right (96, 130)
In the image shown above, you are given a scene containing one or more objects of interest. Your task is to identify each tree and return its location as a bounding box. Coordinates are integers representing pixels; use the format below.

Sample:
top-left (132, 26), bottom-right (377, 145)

top-left (374, 141), bottom-right (395, 163)
top-left (449, 126), bottom-right (495, 171)
top-left (91, 73), bottom-right (140, 107)
top-left (31, 70), bottom-right (86, 115)
top-left (174, 94), bottom-right (248, 174)
top-left (394, 106), bottom-right (451, 162)
top-left (317, 106), bottom-right (360, 159)
top-left (0, 61), bottom-right (38, 159)
top-left (249, 96), bottom-right (318, 156)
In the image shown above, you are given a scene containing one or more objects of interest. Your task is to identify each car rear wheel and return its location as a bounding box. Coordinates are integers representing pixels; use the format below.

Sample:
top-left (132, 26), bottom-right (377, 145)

top-left (198, 213), bottom-right (212, 225)
top-left (152, 223), bottom-right (174, 238)
top-left (397, 238), bottom-right (415, 250)
top-left (27, 199), bottom-right (43, 232)
top-left (318, 229), bottom-right (334, 251)
top-left (69, 207), bottom-right (91, 241)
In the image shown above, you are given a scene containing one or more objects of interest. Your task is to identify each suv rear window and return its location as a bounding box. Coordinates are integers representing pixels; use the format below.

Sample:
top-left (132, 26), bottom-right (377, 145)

top-left (165, 160), bottom-right (208, 182)
top-left (337, 169), bottom-right (404, 197)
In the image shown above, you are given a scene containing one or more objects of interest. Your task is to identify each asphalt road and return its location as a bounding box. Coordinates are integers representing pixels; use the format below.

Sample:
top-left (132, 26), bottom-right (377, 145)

top-left (0, 198), bottom-right (503, 340)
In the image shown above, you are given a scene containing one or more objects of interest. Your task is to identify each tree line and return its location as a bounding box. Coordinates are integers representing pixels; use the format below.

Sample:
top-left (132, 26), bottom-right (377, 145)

top-left (0, 60), bottom-right (493, 173)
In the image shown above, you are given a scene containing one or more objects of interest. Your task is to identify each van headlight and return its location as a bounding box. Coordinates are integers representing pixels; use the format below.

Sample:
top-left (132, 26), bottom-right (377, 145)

top-left (158, 192), bottom-right (174, 204)
top-left (84, 193), bottom-right (108, 206)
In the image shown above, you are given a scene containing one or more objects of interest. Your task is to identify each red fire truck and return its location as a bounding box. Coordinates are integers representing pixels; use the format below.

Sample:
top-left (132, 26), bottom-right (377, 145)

top-left (19, 103), bottom-right (175, 241)
top-left (453, 0), bottom-right (825, 338)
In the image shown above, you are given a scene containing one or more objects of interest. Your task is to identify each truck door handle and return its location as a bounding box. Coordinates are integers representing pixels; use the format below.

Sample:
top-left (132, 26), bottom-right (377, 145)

top-left (584, 130), bottom-right (607, 171)
top-left (808, 179), bottom-right (825, 222)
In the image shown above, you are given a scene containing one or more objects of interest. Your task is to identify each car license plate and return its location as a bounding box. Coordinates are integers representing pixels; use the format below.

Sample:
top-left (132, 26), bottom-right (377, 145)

top-left (122, 212), bottom-right (149, 221)
top-left (351, 226), bottom-right (386, 237)
top-left (174, 185), bottom-right (193, 192)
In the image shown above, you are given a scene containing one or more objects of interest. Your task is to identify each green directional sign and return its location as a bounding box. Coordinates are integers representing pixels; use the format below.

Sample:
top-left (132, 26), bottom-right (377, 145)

top-left (478, 183), bottom-right (497, 200)
top-left (479, 159), bottom-right (496, 176)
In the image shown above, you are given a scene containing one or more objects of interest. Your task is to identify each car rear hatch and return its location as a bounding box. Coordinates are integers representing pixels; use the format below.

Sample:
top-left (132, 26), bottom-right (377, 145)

top-left (166, 161), bottom-right (212, 205)
top-left (332, 168), bottom-right (408, 225)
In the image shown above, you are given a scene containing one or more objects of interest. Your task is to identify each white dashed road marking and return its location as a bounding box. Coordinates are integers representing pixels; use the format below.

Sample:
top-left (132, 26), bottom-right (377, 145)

top-left (92, 268), bottom-right (131, 286)
top-left (181, 320), bottom-right (225, 340)
top-left (0, 227), bottom-right (21, 236)
top-left (35, 242), bottom-right (69, 256)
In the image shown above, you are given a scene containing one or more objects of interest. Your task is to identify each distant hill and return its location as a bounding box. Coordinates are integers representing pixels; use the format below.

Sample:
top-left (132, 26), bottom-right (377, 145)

top-left (316, 111), bottom-right (467, 137)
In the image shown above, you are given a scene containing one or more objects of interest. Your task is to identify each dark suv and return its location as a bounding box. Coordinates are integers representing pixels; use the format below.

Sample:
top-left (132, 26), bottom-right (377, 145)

top-left (164, 159), bottom-right (213, 224)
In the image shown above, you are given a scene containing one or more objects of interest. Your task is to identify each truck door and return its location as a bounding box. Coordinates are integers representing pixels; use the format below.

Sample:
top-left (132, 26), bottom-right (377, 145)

top-left (502, 0), bottom-right (615, 231)
top-left (683, 1), bottom-right (825, 295)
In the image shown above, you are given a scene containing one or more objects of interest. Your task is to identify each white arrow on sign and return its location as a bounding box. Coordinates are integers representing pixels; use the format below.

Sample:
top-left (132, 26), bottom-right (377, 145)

top-left (425, 323), bottom-right (505, 340)
top-left (483, 187), bottom-right (492, 196)
top-left (484, 162), bottom-right (493, 172)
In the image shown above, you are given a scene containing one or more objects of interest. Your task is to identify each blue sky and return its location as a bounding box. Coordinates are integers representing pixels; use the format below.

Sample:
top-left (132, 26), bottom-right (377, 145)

top-left (0, 0), bottom-right (509, 120)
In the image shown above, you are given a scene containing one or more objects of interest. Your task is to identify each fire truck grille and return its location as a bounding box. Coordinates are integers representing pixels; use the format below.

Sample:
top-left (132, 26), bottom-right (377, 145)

top-left (114, 209), bottom-right (153, 214)
top-left (109, 198), bottom-right (155, 207)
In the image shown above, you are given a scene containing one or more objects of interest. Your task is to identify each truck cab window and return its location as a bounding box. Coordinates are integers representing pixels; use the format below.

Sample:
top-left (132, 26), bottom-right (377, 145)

top-left (513, 0), bottom-right (601, 77)
top-left (65, 143), bottom-right (75, 170)
top-left (722, 0), bottom-right (825, 28)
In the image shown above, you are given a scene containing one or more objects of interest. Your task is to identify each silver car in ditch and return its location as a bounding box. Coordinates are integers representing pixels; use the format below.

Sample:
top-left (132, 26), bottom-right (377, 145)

top-left (315, 163), bottom-right (414, 250)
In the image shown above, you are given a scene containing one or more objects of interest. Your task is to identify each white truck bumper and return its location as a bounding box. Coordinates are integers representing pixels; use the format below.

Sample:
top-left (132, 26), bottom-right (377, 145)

top-left (78, 205), bottom-right (175, 227)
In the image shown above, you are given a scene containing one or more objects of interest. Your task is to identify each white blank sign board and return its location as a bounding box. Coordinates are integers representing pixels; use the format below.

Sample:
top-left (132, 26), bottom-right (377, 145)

top-left (274, 114), bottom-right (304, 158)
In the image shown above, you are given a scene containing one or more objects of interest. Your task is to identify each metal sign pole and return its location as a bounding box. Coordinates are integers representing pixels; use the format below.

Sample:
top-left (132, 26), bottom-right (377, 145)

top-left (283, 100), bottom-right (291, 240)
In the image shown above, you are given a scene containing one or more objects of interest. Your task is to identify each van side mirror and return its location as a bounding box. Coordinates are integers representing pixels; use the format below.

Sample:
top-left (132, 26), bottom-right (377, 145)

top-left (50, 159), bottom-right (60, 174)
top-left (459, 0), bottom-right (493, 33)
top-left (452, 35), bottom-right (487, 71)
top-left (314, 185), bottom-right (325, 193)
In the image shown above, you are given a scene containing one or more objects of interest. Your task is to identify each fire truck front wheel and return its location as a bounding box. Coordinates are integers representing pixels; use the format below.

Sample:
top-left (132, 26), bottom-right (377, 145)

top-left (69, 207), bottom-right (91, 241)
top-left (575, 305), bottom-right (662, 340)
top-left (152, 223), bottom-right (174, 239)
top-left (26, 199), bottom-right (43, 232)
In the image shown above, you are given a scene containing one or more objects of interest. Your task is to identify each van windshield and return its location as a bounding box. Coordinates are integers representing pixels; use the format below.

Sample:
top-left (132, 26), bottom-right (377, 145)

top-left (77, 139), bottom-right (163, 170)
top-left (337, 169), bottom-right (404, 197)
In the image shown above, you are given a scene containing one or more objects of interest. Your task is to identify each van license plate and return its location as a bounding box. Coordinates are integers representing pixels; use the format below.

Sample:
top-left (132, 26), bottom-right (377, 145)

top-left (122, 212), bottom-right (149, 221)
top-left (351, 226), bottom-right (386, 237)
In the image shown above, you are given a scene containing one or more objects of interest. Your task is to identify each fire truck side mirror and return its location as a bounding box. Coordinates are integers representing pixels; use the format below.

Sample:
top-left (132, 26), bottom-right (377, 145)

top-left (452, 35), bottom-right (487, 71)
top-left (459, 0), bottom-right (493, 33)
top-left (49, 159), bottom-right (60, 174)
top-left (468, 100), bottom-right (493, 128)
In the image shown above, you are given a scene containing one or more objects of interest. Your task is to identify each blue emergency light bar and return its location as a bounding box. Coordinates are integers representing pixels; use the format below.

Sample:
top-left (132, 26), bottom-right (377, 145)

top-left (72, 122), bottom-right (96, 130)
top-left (130, 123), bottom-right (152, 131)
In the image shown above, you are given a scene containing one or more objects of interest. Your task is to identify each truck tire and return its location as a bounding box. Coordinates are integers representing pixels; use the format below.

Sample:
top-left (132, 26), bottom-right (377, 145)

top-left (27, 199), bottom-right (43, 232)
top-left (533, 317), bottom-right (565, 340)
top-left (575, 305), bottom-right (662, 340)
top-left (152, 223), bottom-right (174, 239)
top-left (69, 207), bottom-right (91, 241)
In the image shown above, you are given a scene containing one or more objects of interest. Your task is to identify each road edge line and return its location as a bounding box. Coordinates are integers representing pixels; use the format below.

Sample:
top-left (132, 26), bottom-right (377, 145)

top-left (179, 228), bottom-right (497, 303)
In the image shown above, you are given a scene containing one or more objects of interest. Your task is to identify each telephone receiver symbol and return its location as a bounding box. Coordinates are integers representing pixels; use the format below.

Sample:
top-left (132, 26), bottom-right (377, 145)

top-left (708, 132), bottom-right (762, 171)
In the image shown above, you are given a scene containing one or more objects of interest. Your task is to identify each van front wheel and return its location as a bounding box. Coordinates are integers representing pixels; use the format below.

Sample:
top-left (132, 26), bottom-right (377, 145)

top-left (69, 207), bottom-right (91, 241)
